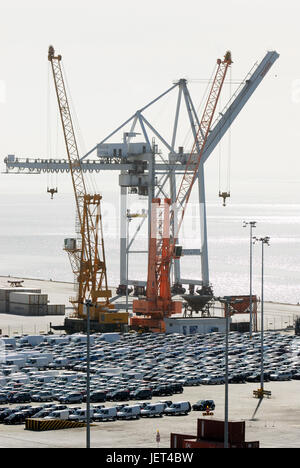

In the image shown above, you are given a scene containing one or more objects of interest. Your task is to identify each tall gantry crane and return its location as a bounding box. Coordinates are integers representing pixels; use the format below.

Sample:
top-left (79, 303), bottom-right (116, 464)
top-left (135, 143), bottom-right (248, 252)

top-left (4, 50), bottom-right (279, 313)
top-left (131, 52), bottom-right (233, 332)
top-left (48, 45), bottom-right (124, 326)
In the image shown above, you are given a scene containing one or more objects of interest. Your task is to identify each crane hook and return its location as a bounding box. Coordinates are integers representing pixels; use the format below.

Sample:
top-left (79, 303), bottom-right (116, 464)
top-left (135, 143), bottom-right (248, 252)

top-left (47, 187), bottom-right (58, 199)
top-left (219, 191), bottom-right (230, 207)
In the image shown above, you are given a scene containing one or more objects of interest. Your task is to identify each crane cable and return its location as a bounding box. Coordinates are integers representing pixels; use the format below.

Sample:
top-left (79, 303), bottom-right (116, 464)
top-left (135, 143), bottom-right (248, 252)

top-left (227, 66), bottom-right (232, 194)
top-left (182, 64), bottom-right (218, 151)
top-left (46, 64), bottom-right (57, 192)
top-left (218, 66), bottom-right (232, 201)
top-left (61, 62), bottom-right (99, 197)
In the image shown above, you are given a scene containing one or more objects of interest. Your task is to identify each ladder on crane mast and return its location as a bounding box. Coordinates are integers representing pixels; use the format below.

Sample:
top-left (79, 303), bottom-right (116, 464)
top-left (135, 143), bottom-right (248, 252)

top-left (48, 46), bottom-right (127, 327)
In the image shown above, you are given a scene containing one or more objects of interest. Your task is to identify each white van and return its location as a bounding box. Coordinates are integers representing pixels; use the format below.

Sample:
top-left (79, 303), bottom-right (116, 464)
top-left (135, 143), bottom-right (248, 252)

top-left (49, 358), bottom-right (69, 369)
top-left (27, 357), bottom-right (50, 368)
top-left (117, 405), bottom-right (141, 420)
top-left (164, 401), bottom-right (191, 416)
top-left (56, 373), bottom-right (77, 383)
top-left (69, 409), bottom-right (95, 422)
top-left (141, 403), bottom-right (165, 418)
top-left (44, 410), bottom-right (70, 420)
top-left (94, 407), bottom-right (117, 421)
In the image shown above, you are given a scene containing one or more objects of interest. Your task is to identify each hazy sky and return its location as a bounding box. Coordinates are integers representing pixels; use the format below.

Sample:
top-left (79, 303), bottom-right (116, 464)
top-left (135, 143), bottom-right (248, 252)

top-left (0, 0), bottom-right (299, 203)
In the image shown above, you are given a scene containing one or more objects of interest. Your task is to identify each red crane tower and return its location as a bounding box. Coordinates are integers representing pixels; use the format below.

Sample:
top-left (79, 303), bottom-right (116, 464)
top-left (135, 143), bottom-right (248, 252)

top-left (131, 51), bottom-right (233, 332)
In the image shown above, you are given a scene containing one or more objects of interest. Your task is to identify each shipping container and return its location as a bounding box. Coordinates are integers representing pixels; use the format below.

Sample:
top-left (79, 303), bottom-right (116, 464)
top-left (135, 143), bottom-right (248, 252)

top-left (47, 304), bottom-right (65, 316)
top-left (197, 418), bottom-right (245, 444)
top-left (9, 292), bottom-right (48, 305)
top-left (0, 300), bottom-right (7, 313)
top-left (182, 439), bottom-right (259, 449)
top-left (0, 287), bottom-right (41, 301)
top-left (182, 439), bottom-right (225, 449)
top-left (170, 434), bottom-right (197, 449)
top-left (9, 302), bottom-right (48, 316)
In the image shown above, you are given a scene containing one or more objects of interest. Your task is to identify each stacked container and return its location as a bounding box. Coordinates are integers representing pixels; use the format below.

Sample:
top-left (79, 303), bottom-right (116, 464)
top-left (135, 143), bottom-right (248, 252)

top-left (47, 304), bottom-right (65, 316)
top-left (197, 418), bottom-right (245, 445)
top-left (0, 287), bottom-right (41, 314)
top-left (170, 418), bottom-right (259, 449)
top-left (9, 292), bottom-right (48, 316)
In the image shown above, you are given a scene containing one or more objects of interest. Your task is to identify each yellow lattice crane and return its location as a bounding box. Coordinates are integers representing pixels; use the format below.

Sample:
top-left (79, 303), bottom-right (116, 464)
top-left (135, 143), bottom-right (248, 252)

top-left (48, 45), bottom-right (128, 329)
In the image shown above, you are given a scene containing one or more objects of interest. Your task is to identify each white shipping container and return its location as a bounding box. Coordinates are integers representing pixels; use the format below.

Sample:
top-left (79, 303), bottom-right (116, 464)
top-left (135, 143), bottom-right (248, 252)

top-left (10, 292), bottom-right (48, 305)
top-left (9, 302), bottom-right (47, 316)
top-left (0, 288), bottom-right (41, 301)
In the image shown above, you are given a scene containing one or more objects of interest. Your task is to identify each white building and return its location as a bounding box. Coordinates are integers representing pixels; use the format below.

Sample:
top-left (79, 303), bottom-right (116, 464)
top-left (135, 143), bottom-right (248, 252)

top-left (165, 317), bottom-right (229, 335)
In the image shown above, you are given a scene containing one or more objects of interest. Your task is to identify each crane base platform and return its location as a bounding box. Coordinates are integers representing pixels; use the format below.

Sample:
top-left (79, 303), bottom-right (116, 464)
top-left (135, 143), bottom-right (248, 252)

top-left (64, 317), bottom-right (128, 334)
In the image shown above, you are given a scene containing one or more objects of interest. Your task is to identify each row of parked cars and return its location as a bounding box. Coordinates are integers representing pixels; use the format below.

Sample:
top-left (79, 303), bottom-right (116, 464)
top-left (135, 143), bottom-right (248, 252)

top-left (0, 381), bottom-right (184, 405)
top-left (0, 398), bottom-right (201, 425)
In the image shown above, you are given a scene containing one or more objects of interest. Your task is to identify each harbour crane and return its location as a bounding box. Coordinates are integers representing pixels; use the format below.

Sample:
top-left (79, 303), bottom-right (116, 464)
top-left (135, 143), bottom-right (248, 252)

top-left (131, 51), bottom-right (233, 332)
top-left (48, 45), bottom-right (128, 329)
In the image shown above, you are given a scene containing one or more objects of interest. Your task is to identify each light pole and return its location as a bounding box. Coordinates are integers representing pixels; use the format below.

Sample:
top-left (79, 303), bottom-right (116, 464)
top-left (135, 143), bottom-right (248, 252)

top-left (85, 299), bottom-right (92, 449)
top-left (243, 221), bottom-right (257, 338)
top-left (126, 211), bottom-right (132, 314)
top-left (253, 236), bottom-right (270, 393)
top-left (224, 299), bottom-right (230, 449)
top-left (217, 296), bottom-right (243, 448)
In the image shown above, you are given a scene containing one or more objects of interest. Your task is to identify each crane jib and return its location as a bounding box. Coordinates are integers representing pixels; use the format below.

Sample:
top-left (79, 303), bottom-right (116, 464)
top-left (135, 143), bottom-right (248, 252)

top-left (172, 54), bottom-right (232, 242)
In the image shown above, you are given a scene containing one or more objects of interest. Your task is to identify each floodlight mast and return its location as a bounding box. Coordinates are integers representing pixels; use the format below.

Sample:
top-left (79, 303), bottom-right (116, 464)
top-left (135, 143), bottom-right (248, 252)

top-left (131, 52), bottom-right (233, 332)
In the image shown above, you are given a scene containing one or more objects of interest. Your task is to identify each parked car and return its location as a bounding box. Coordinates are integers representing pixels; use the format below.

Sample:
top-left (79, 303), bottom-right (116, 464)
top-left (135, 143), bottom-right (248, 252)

top-left (31, 392), bottom-right (53, 402)
top-left (117, 405), bottom-right (141, 420)
top-left (192, 400), bottom-right (215, 411)
top-left (152, 385), bottom-right (173, 396)
top-left (164, 401), bottom-right (191, 416)
top-left (69, 409), bottom-right (95, 422)
top-left (0, 394), bottom-right (8, 404)
top-left (93, 407), bottom-right (117, 422)
top-left (141, 403), bottom-right (165, 418)
top-left (58, 393), bottom-right (83, 404)
top-left (201, 376), bottom-right (225, 385)
top-left (0, 409), bottom-right (14, 422)
top-left (8, 392), bottom-right (31, 403)
top-left (270, 371), bottom-right (292, 381)
top-left (170, 383), bottom-right (183, 394)
top-left (184, 376), bottom-right (201, 386)
top-left (130, 388), bottom-right (152, 400)
top-left (44, 410), bottom-right (70, 420)
top-left (89, 391), bottom-right (107, 403)
top-left (30, 409), bottom-right (53, 419)
top-left (4, 412), bottom-right (27, 425)
top-left (158, 400), bottom-right (173, 408)
top-left (108, 389), bottom-right (130, 402)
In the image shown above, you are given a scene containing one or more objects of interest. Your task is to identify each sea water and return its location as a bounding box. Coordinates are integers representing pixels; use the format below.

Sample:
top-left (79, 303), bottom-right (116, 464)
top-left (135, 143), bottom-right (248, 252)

top-left (0, 193), bottom-right (299, 304)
